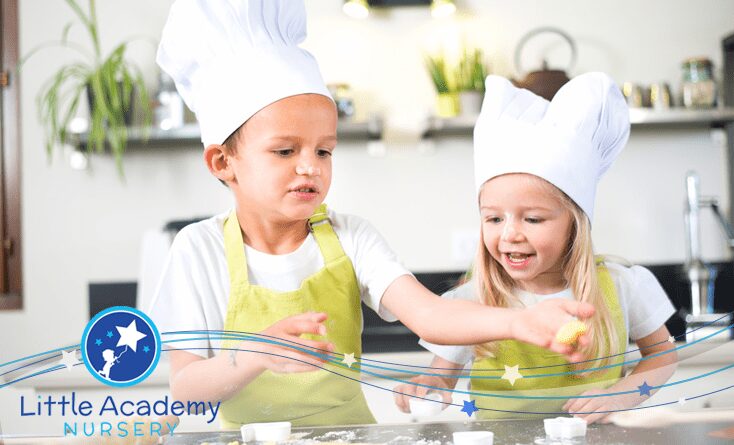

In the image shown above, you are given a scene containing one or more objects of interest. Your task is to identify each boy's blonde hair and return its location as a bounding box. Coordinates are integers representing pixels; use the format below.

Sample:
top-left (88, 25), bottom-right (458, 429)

top-left (473, 176), bottom-right (621, 374)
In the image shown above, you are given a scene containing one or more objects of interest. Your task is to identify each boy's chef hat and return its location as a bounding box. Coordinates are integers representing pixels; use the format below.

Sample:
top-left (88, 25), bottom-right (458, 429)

top-left (473, 72), bottom-right (630, 221)
top-left (157, 0), bottom-right (332, 146)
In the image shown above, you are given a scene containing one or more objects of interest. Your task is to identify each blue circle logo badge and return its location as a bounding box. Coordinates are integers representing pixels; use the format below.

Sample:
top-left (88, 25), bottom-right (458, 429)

top-left (81, 306), bottom-right (161, 387)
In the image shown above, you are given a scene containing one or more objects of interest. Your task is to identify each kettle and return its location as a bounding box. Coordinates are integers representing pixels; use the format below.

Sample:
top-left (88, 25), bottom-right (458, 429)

top-left (512, 27), bottom-right (577, 101)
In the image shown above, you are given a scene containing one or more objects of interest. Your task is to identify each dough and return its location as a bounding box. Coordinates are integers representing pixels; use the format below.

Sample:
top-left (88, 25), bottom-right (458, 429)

top-left (555, 320), bottom-right (587, 345)
top-left (452, 431), bottom-right (494, 445)
top-left (409, 392), bottom-right (444, 417)
top-left (543, 417), bottom-right (586, 438)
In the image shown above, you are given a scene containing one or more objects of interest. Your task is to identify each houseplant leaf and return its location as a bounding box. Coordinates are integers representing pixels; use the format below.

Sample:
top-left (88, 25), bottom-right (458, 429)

top-left (21, 0), bottom-right (151, 180)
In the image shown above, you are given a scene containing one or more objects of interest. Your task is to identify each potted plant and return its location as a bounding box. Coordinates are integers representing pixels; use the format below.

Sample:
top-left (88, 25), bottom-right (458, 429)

top-left (455, 47), bottom-right (489, 116)
top-left (425, 53), bottom-right (460, 118)
top-left (21, 0), bottom-right (151, 178)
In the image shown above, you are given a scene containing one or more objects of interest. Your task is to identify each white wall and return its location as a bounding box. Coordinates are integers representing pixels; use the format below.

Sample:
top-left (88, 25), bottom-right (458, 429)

top-left (1, 0), bottom-right (733, 364)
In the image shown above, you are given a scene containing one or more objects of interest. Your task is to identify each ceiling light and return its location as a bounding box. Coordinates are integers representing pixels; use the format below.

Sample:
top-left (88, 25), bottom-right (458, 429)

top-left (343, 0), bottom-right (370, 19)
top-left (431, 0), bottom-right (456, 18)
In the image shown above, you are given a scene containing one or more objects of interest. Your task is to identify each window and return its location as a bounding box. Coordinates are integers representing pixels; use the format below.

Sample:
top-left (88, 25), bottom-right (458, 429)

top-left (0, 0), bottom-right (22, 309)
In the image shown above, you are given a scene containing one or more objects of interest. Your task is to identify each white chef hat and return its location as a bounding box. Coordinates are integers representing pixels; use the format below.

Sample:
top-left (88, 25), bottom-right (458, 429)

top-left (156, 0), bottom-right (332, 146)
top-left (473, 72), bottom-right (630, 221)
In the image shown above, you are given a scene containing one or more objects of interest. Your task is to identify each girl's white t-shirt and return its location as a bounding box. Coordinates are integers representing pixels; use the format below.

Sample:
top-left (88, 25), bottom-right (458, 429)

top-left (421, 262), bottom-right (676, 365)
top-left (147, 209), bottom-right (410, 358)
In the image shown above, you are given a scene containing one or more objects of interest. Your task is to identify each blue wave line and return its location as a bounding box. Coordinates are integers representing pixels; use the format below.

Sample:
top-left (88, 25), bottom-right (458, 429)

top-left (2, 344), bottom-right (732, 416)
top-left (155, 341), bottom-right (734, 401)
top-left (161, 346), bottom-right (734, 412)
top-left (0, 344), bottom-right (80, 369)
top-left (161, 322), bottom-right (731, 380)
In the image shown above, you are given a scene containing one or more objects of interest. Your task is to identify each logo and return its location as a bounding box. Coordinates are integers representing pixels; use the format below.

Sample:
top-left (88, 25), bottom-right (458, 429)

top-left (81, 306), bottom-right (161, 387)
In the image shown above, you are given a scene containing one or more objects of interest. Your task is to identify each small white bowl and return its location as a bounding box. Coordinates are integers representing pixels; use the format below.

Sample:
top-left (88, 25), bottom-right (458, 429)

top-left (543, 417), bottom-right (587, 439)
top-left (452, 430), bottom-right (494, 445)
top-left (409, 392), bottom-right (444, 417)
top-left (240, 421), bottom-right (291, 442)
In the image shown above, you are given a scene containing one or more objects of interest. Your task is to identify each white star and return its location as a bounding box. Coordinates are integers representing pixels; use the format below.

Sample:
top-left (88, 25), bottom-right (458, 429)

top-left (502, 364), bottom-right (523, 386)
top-left (678, 397), bottom-right (687, 406)
top-left (116, 320), bottom-right (147, 352)
top-left (59, 349), bottom-right (78, 371)
top-left (342, 353), bottom-right (357, 368)
top-left (669, 336), bottom-right (676, 343)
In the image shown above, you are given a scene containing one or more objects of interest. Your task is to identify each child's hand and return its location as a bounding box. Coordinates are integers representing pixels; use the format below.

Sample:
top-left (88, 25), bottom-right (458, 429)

top-left (509, 298), bottom-right (595, 362)
top-left (393, 375), bottom-right (453, 413)
top-left (563, 388), bottom-right (630, 424)
top-left (243, 312), bottom-right (334, 374)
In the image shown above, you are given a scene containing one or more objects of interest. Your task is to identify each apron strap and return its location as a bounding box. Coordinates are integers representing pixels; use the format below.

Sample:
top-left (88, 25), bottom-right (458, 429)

top-left (224, 210), bottom-right (249, 286)
top-left (595, 260), bottom-right (629, 353)
top-left (308, 204), bottom-right (346, 264)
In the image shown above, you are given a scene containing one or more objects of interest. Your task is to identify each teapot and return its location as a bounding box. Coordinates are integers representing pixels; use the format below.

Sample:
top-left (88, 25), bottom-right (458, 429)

top-left (512, 27), bottom-right (577, 101)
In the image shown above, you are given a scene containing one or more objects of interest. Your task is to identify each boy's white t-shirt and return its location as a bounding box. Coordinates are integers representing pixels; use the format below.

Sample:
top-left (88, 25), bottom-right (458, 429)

top-left (147, 209), bottom-right (410, 358)
top-left (421, 262), bottom-right (677, 365)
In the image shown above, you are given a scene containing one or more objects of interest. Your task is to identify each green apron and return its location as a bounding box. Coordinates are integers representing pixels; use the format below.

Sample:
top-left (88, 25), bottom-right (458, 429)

top-left (219, 204), bottom-right (376, 427)
top-left (470, 262), bottom-right (627, 419)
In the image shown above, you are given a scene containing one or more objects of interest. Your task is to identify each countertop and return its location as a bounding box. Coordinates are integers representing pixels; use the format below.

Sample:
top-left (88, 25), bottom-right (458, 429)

top-left (127, 418), bottom-right (734, 445)
top-left (4, 418), bottom-right (734, 445)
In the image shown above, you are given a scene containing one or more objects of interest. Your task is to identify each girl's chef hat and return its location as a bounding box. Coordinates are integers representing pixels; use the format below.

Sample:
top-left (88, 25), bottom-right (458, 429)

top-left (156, 0), bottom-right (332, 146)
top-left (473, 72), bottom-right (630, 221)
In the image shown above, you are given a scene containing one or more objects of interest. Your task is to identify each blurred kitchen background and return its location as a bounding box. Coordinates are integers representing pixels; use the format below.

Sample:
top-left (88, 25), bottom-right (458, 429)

top-left (1, 0), bottom-right (734, 431)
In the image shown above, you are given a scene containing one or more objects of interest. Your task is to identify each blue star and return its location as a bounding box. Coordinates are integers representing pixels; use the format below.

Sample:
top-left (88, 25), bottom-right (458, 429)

top-left (638, 381), bottom-right (653, 396)
top-left (95, 339), bottom-right (102, 346)
top-left (106, 330), bottom-right (113, 338)
top-left (461, 399), bottom-right (478, 417)
top-left (143, 345), bottom-right (150, 353)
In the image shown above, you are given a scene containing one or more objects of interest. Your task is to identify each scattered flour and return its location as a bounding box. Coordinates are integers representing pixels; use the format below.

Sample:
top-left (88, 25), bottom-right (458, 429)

top-left (313, 430), bottom-right (359, 442)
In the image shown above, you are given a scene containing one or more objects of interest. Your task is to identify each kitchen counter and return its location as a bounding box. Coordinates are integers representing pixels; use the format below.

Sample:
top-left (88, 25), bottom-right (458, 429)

top-left (4, 418), bottom-right (733, 445)
top-left (164, 418), bottom-right (734, 444)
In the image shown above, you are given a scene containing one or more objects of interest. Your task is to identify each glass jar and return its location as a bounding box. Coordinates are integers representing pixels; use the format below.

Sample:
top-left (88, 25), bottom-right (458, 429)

top-left (155, 72), bottom-right (185, 130)
top-left (681, 58), bottom-right (716, 108)
top-left (327, 83), bottom-right (355, 119)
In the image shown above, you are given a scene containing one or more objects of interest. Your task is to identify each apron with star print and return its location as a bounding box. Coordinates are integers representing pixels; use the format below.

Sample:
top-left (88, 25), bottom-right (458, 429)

top-left (469, 261), bottom-right (628, 419)
top-left (219, 204), bottom-right (376, 428)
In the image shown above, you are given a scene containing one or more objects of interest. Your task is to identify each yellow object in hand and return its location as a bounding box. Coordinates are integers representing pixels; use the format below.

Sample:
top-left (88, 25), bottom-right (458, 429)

top-left (555, 319), bottom-right (588, 345)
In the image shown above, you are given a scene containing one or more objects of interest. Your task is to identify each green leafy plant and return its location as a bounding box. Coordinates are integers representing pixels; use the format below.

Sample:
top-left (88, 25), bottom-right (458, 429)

top-left (456, 47), bottom-right (489, 92)
top-left (425, 53), bottom-right (455, 94)
top-left (21, 0), bottom-right (151, 178)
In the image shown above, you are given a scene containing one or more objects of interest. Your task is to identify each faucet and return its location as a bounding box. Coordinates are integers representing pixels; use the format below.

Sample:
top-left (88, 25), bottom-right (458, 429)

top-left (683, 171), bottom-right (734, 342)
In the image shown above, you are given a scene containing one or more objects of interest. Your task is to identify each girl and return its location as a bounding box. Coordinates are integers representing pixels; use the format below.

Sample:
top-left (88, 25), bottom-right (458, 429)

top-left (150, 0), bottom-right (594, 428)
top-left (395, 73), bottom-right (678, 424)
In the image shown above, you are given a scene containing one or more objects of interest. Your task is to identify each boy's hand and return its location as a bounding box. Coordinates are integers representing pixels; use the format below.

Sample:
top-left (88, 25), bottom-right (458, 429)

top-left (509, 299), bottom-right (595, 363)
top-left (241, 312), bottom-right (334, 374)
top-left (393, 375), bottom-right (453, 413)
top-left (563, 388), bottom-right (630, 424)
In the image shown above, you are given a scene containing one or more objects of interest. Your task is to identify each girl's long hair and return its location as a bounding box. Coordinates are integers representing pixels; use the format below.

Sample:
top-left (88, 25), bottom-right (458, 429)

top-left (473, 176), bottom-right (620, 374)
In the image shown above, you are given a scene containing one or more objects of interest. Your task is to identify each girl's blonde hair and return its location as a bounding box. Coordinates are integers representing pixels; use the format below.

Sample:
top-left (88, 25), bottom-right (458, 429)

top-left (473, 175), bottom-right (620, 374)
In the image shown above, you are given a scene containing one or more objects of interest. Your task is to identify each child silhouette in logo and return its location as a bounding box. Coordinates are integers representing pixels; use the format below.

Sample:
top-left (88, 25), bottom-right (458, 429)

top-left (98, 349), bottom-right (118, 379)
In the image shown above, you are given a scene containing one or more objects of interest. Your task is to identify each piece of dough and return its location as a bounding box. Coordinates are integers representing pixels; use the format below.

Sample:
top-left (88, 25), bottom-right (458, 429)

top-left (543, 417), bottom-right (586, 438)
top-left (409, 392), bottom-right (444, 417)
top-left (555, 320), bottom-right (587, 345)
top-left (453, 431), bottom-right (494, 445)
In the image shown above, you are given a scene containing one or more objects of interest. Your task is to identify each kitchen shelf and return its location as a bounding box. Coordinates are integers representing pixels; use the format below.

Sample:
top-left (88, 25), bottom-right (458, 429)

top-left (628, 107), bottom-right (734, 127)
top-left (422, 107), bottom-right (734, 138)
top-left (73, 116), bottom-right (384, 149)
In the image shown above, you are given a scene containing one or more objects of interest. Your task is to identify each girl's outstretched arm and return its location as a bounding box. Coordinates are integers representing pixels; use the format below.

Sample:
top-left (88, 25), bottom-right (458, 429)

top-left (563, 325), bottom-right (678, 424)
top-left (381, 275), bottom-right (595, 362)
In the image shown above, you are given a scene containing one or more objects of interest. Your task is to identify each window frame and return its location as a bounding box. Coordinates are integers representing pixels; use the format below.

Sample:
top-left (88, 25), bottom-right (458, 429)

top-left (0, 0), bottom-right (22, 309)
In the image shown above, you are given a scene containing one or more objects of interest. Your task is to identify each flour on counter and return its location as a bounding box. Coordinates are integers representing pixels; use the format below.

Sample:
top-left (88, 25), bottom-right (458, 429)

top-left (313, 430), bottom-right (359, 442)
